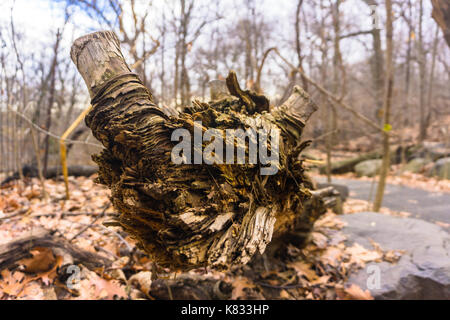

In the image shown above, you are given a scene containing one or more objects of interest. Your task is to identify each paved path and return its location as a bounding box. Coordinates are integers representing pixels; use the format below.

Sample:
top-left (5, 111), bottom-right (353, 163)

top-left (315, 177), bottom-right (450, 224)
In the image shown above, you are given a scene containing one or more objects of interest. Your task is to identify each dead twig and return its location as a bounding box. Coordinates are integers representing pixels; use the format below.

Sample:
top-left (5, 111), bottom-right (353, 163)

top-left (68, 204), bottom-right (110, 242)
top-left (11, 108), bottom-right (102, 148)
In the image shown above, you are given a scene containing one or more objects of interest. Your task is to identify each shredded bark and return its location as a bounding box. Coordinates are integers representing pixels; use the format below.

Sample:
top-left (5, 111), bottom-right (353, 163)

top-left (71, 31), bottom-right (326, 271)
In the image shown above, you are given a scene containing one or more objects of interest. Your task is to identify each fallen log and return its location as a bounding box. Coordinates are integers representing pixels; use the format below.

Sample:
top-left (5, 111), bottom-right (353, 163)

top-left (70, 31), bottom-right (327, 271)
top-left (319, 144), bottom-right (419, 175)
top-left (1, 165), bottom-right (98, 185)
top-left (0, 228), bottom-right (112, 271)
top-left (319, 150), bottom-right (384, 175)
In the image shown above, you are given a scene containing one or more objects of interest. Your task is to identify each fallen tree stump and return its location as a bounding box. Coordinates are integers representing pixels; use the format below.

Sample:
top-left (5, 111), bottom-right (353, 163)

top-left (70, 31), bottom-right (327, 271)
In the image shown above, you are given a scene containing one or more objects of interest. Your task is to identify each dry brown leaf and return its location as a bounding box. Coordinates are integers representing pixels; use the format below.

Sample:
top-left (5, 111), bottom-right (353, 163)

top-left (231, 277), bottom-right (256, 300)
top-left (23, 188), bottom-right (41, 200)
top-left (340, 284), bottom-right (374, 300)
top-left (310, 275), bottom-right (331, 286)
top-left (129, 271), bottom-right (152, 296)
top-left (288, 261), bottom-right (318, 282)
top-left (6, 197), bottom-right (21, 211)
top-left (75, 267), bottom-right (127, 300)
top-left (17, 281), bottom-right (45, 299)
top-left (19, 247), bottom-right (56, 273)
top-left (383, 250), bottom-right (403, 263)
top-left (320, 246), bottom-right (343, 267)
top-left (0, 270), bottom-right (27, 296)
top-left (311, 232), bottom-right (328, 249)
top-left (0, 254), bottom-right (63, 299)
top-left (314, 212), bottom-right (346, 230)
top-left (39, 255), bottom-right (63, 286)
top-left (91, 277), bottom-right (127, 300)
top-left (368, 239), bottom-right (404, 264)
top-left (0, 197), bottom-right (5, 211)
top-left (345, 243), bottom-right (383, 265)
top-left (279, 289), bottom-right (291, 299)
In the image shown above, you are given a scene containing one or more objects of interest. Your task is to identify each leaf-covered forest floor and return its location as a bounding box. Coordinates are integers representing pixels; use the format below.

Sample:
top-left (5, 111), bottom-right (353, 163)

top-left (0, 173), bottom-right (424, 300)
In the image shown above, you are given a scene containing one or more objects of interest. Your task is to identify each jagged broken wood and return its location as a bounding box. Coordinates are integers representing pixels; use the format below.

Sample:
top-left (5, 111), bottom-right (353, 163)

top-left (70, 31), bottom-right (328, 271)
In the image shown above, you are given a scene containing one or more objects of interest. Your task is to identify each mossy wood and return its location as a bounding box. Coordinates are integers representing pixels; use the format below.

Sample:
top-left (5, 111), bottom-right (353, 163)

top-left (71, 31), bottom-right (328, 271)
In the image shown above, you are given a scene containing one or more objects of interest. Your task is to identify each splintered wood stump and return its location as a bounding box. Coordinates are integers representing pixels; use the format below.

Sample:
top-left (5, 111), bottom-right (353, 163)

top-left (71, 31), bottom-right (327, 271)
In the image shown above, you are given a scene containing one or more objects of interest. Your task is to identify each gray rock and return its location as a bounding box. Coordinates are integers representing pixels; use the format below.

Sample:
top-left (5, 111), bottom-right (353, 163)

top-left (428, 157), bottom-right (450, 180)
top-left (410, 142), bottom-right (450, 162)
top-left (340, 212), bottom-right (450, 300)
top-left (402, 158), bottom-right (430, 173)
top-left (354, 159), bottom-right (382, 177)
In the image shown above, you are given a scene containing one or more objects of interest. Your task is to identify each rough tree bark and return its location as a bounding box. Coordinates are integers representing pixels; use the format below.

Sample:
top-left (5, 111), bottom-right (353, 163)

top-left (432, 0), bottom-right (450, 48)
top-left (70, 31), bottom-right (328, 271)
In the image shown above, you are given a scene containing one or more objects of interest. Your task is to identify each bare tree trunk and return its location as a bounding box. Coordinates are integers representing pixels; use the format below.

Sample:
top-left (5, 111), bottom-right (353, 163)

top-left (317, 0), bottom-right (331, 182)
top-left (43, 30), bottom-right (62, 176)
top-left (426, 26), bottom-right (440, 128)
top-left (373, 0), bottom-right (394, 212)
top-left (11, 105), bottom-right (20, 181)
top-left (29, 126), bottom-right (48, 199)
top-left (295, 0), bottom-right (308, 92)
top-left (326, 0), bottom-right (342, 183)
top-left (372, 29), bottom-right (384, 123)
top-left (362, 0), bottom-right (385, 123)
top-left (174, 40), bottom-right (180, 107)
top-left (159, 13), bottom-right (167, 104)
top-left (10, 16), bottom-right (25, 182)
top-left (404, 0), bottom-right (413, 110)
top-left (244, 24), bottom-right (254, 85)
top-left (400, 0), bottom-right (413, 165)
top-left (180, 0), bottom-right (191, 107)
top-left (418, 0), bottom-right (427, 142)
